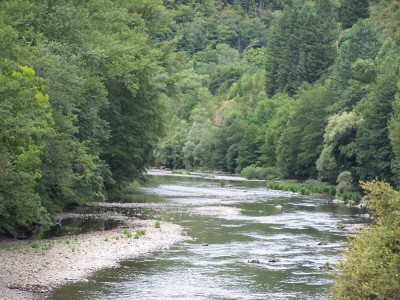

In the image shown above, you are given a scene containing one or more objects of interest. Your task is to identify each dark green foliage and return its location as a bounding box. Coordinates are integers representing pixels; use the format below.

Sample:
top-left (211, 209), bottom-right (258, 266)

top-left (259, 94), bottom-right (294, 168)
top-left (276, 84), bottom-right (331, 178)
top-left (236, 124), bottom-right (264, 171)
top-left (266, 0), bottom-right (337, 96)
top-left (339, 0), bottom-right (370, 28)
top-left (330, 21), bottom-right (381, 112)
top-left (210, 63), bottom-right (245, 95)
top-left (355, 40), bottom-right (400, 183)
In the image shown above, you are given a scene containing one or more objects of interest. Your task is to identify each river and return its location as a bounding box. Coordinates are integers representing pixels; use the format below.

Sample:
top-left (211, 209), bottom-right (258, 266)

top-left (50, 171), bottom-right (369, 299)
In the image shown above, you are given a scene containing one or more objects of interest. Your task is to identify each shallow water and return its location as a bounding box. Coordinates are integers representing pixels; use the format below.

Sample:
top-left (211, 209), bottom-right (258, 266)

top-left (50, 172), bottom-right (369, 300)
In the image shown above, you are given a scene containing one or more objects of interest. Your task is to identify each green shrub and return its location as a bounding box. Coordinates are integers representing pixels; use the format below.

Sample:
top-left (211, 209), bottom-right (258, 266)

top-left (31, 241), bottom-right (40, 249)
top-left (241, 166), bottom-right (275, 180)
top-left (323, 262), bottom-right (331, 270)
top-left (134, 228), bottom-right (146, 239)
top-left (241, 166), bottom-right (258, 179)
top-left (123, 229), bottom-right (133, 238)
top-left (333, 180), bottom-right (400, 299)
top-left (154, 221), bottom-right (161, 228)
top-left (336, 171), bottom-right (353, 193)
top-left (336, 192), bottom-right (363, 203)
top-left (42, 242), bottom-right (54, 251)
top-left (171, 170), bottom-right (183, 174)
top-left (266, 180), bottom-right (336, 195)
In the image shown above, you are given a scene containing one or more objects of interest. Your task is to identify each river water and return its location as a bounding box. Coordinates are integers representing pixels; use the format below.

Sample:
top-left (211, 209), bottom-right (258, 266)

top-left (51, 171), bottom-right (369, 299)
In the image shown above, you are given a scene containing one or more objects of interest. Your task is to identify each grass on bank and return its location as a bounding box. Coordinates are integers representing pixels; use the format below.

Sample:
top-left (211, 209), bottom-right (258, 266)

top-left (266, 180), bottom-right (337, 196)
top-left (240, 166), bottom-right (362, 202)
top-left (265, 180), bottom-right (363, 203)
top-left (134, 229), bottom-right (146, 239)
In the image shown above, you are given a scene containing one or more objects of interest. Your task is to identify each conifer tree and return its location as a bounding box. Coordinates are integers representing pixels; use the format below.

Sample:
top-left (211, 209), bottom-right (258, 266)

top-left (339, 0), bottom-right (370, 29)
top-left (355, 40), bottom-right (400, 183)
top-left (266, 0), bottom-right (337, 96)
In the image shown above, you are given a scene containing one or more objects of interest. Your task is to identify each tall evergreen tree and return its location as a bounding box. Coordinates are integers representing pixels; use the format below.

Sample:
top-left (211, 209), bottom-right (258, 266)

top-left (276, 84), bottom-right (331, 178)
top-left (330, 20), bottom-right (381, 112)
top-left (355, 40), bottom-right (400, 183)
top-left (339, 0), bottom-right (370, 29)
top-left (266, 0), bottom-right (337, 96)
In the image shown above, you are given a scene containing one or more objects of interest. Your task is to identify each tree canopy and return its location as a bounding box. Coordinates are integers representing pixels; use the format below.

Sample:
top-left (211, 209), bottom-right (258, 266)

top-left (1, 0), bottom-right (400, 246)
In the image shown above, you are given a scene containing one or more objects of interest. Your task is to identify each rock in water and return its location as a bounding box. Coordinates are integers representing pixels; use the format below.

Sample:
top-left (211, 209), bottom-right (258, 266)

top-left (248, 259), bottom-right (261, 264)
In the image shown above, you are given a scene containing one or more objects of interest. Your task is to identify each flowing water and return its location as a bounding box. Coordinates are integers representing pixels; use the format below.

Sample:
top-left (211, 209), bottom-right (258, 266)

top-left (51, 171), bottom-right (369, 299)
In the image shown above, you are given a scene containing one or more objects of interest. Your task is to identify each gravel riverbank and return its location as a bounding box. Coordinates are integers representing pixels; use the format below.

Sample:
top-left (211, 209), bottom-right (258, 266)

top-left (0, 219), bottom-right (186, 299)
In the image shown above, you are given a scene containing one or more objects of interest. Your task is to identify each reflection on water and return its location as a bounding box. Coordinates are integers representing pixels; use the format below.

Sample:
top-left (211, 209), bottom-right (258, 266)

top-left (51, 172), bottom-right (369, 300)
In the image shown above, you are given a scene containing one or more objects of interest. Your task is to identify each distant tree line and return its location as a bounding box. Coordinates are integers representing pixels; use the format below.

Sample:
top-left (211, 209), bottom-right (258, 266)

top-left (155, 0), bottom-right (400, 196)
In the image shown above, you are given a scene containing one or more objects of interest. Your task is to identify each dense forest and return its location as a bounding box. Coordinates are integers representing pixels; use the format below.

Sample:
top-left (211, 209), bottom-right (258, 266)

top-left (0, 0), bottom-right (177, 234)
top-left (154, 0), bottom-right (400, 189)
top-left (1, 0), bottom-right (400, 297)
top-left (0, 0), bottom-right (399, 235)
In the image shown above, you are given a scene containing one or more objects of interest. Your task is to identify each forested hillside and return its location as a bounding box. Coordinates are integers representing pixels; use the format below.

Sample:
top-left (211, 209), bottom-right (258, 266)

top-left (154, 0), bottom-right (400, 189)
top-left (1, 0), bottom-right (400, 237)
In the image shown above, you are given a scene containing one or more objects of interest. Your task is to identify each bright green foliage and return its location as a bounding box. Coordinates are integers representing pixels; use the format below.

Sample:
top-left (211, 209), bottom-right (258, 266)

top-left (266, 180), bottom-right (336, 196)
top-left (0, 63), bottom-right (53, 232)
top-left (0, 0), bottom-right (176, 234)
top-left (155, 118), bottom-right (189, 169)
top-left (317, 111), bottom-right (360, 183)
top-left (2, 0), bottom-right (400, 238)
top-left (212, 112), bottom-right (247, 172)
top-left (177, 68), bottom-right (211, 121)
top-left (134, 228), bottom-right (146, 239)
top-left (339, 0), bottom-right (370, 28)
top-left (333, 180), bottom-right (400, 299)
top-left (32, 45), bottom-right (108, 208)
top-left (241, 166), bottom-right (278, 180)
top-left (228, 70), bottom-right (267, 110)
top-left (183, 108), bottom-right (216, 168)
top-left (260, 94), bottom-right (294, 168)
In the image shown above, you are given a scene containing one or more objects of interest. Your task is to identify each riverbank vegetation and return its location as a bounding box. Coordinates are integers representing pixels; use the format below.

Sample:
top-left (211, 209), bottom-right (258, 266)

top-left (333, 180), bottom-right (400, 299)
top-left (266, 180), bottom-right (337, 196)
top-left (1, 0), bottom-right (400, 279)
top-left (152, 0), bottom-right (400, 201)
top-left (0, 0), bottom-right (177, 235)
